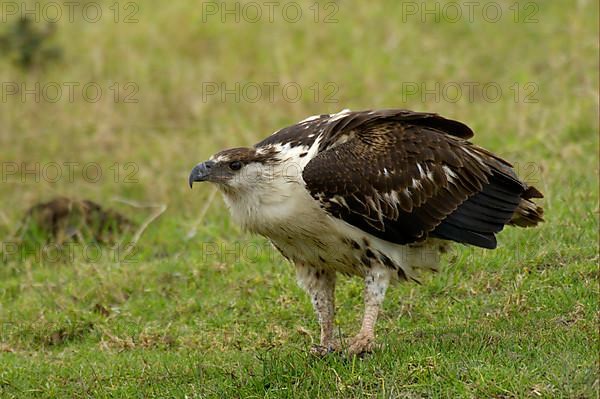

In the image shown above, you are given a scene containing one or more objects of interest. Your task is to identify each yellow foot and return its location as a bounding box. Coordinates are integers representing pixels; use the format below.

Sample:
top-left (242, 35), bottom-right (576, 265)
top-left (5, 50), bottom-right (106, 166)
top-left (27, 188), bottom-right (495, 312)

top-left (347, 333), bottom-right (375, 356)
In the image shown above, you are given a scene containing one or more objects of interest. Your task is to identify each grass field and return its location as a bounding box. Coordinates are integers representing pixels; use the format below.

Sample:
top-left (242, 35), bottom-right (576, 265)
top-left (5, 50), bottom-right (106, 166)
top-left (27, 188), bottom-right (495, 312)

top-left (0, 0), bottom-right (598, 397)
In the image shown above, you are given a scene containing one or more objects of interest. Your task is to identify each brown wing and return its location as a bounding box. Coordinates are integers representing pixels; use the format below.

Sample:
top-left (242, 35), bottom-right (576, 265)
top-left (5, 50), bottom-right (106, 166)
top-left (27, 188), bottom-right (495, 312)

top-left (302, 111), bottom-right (529, 248)
top-left (256, 109), bottom-right (474, 150)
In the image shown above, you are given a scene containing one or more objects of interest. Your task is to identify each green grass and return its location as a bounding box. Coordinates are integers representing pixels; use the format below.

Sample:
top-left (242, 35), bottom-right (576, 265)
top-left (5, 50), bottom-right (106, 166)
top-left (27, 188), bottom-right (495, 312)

top-left (0, 0), bottom-right (598, 397)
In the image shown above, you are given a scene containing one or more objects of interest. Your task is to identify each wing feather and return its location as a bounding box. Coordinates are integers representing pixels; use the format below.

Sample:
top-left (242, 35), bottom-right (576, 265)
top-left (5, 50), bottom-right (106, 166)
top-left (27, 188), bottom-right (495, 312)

top-left (301, 110), bottom-right (528, 248)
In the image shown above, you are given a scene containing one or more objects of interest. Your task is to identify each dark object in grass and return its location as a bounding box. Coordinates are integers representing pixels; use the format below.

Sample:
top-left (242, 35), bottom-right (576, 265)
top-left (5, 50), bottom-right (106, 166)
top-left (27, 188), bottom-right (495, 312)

top-left (0, 16), bottom-right (62, 70)
top-left (17, 197), bottom-right (135, 245)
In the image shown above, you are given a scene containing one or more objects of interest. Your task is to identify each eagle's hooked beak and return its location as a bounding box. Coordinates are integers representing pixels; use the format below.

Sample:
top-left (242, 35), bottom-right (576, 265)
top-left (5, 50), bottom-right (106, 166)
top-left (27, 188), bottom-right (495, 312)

top-left (189, 160), bottom-right (215, 188)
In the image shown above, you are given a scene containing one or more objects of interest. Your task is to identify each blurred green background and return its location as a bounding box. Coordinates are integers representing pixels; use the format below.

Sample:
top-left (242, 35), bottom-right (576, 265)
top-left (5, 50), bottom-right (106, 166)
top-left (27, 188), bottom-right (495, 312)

top-left (0, 1), bottom-right (598, 397)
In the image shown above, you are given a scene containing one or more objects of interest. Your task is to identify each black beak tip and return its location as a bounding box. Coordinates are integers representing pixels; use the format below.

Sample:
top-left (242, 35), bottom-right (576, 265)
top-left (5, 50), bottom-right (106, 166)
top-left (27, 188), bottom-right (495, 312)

top-left (188, 170), bottom-right (197, 189)
top-left (188, 170), bottom-right (194, 188)
top-left (188, 169), bottom-right (195, 189)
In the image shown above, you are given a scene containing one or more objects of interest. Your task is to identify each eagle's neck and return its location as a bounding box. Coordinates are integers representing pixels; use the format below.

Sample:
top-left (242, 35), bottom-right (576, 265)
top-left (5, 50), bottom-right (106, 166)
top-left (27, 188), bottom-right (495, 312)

top-left (219, 149), bottom-right (323, 236)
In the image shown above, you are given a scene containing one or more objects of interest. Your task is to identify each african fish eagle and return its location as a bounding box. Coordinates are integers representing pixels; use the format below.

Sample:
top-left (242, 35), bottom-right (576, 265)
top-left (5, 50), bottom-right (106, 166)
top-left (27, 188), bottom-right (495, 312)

top-left (189, 109), bottom-right (544, 355)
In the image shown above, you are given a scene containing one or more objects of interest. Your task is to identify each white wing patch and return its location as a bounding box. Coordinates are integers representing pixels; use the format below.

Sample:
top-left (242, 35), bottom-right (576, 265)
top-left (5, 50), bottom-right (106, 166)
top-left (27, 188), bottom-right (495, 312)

top-left (411, 178), bottom-right (423, 190)
top-left (328, 108), bottom-right (352, 122)
top-left (442, 165), bottom-right (457, 182)
top-left (263, 133), bottom-right (323, 168)
top-left (299, 114), bottom-right (321, 123)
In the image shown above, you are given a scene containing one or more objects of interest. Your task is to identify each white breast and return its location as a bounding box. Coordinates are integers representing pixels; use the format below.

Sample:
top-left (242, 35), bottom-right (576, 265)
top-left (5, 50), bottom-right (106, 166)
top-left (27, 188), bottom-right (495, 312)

top-left (222, 169), bottom-right (325, 235)
top-left (218, 141), bottom-right (445, 280)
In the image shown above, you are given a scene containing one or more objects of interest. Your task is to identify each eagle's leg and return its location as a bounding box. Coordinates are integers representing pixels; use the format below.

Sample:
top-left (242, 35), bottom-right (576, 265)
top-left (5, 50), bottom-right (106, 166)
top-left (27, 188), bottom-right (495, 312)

top-left (295, 264), bottom-right (338, 355)
top-left (348, 266), bottom-right (393, 355)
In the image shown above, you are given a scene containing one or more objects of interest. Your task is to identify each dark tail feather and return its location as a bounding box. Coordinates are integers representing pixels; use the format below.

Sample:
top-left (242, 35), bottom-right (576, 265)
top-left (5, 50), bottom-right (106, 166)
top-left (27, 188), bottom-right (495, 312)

top-left (431, 170), bottom-right (544, 248)
top-left (509, 186), bottom-right (544, 227)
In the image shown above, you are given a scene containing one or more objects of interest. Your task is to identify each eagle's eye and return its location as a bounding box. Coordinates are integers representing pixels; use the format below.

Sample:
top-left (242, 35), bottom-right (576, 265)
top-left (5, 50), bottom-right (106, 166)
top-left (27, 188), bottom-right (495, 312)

top-left (229, 161), bottom-right (242, 171)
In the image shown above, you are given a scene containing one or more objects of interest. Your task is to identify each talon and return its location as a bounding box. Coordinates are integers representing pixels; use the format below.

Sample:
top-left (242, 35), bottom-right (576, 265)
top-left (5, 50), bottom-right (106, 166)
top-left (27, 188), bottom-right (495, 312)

top-left (347, 333), bottom-right (376, 356)
top-left (310, 344), bottom-right (330, 357)
top-left (310, 342), bottom-right (340, 357)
